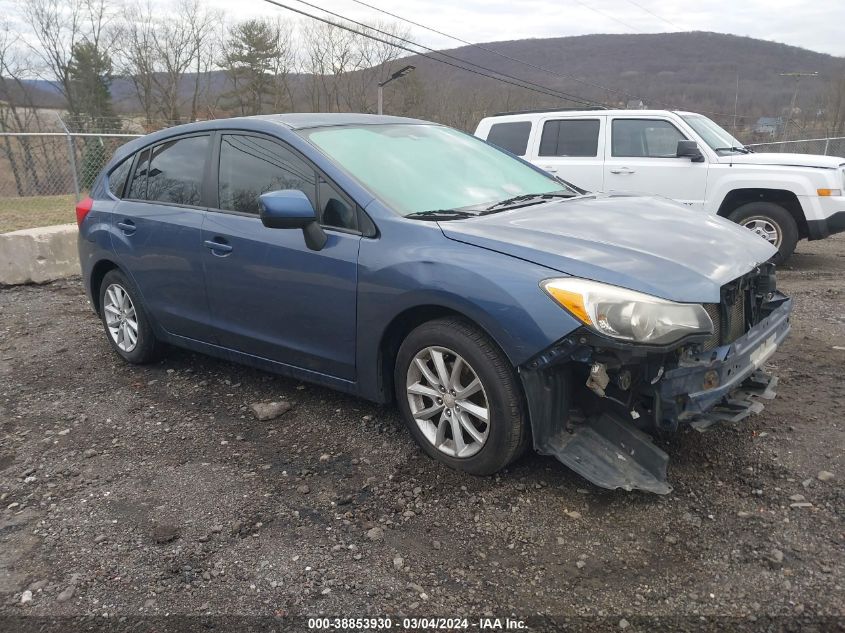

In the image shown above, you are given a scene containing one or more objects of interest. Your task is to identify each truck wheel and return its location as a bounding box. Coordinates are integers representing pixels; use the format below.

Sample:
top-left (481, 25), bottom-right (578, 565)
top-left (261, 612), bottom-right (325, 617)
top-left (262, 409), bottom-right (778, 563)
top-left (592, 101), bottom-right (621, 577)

top-left (728, 202), bottom-right (798, 262)
top-left (394, 317), bottom-right (528, 475)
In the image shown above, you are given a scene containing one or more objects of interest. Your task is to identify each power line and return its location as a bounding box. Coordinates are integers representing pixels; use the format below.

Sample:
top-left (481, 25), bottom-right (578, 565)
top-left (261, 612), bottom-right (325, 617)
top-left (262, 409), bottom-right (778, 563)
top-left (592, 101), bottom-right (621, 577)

top-left (261, 0), bottom-right (604, 107)
top-left (291, 0), bottom-right (599, 104)
top-left (571, 0), bottom-right (641, 33)
top-left (624, 0), bottom-right (684, 30)
top-left (346, 0), bottom-right (647, 103)
top-left (345, 0), bottom-right (760, 121)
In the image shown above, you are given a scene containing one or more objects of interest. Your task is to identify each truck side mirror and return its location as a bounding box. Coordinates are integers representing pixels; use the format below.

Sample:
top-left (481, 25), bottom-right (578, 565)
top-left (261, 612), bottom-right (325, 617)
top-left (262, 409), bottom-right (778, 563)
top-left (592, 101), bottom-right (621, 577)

top-left (676, 139), bottom-right (704, 163)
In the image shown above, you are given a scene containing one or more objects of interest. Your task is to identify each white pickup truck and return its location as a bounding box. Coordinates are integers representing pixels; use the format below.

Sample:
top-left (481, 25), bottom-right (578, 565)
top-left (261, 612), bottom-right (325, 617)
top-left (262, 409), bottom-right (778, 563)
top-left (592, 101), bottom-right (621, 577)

top-left (474, 109), bottom-right (845, 261)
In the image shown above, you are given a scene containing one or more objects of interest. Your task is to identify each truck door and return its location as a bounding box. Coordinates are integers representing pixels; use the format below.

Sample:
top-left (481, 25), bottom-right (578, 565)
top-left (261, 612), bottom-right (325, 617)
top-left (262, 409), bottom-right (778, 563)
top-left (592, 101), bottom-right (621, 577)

top-left (603, 117), bottom-right (708, 209)
top-left (531, 116), bottom-right (605, 192)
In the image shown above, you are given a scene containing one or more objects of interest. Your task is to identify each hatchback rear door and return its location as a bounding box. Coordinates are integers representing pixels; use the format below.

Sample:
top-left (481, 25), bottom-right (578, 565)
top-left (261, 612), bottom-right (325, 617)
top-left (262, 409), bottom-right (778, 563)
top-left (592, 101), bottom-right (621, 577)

top-left (110, 133), bottom-right (216, 341)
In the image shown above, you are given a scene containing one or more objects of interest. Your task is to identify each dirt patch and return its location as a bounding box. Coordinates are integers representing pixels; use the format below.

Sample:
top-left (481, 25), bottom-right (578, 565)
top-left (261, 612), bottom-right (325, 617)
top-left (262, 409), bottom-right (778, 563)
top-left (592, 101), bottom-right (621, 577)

top-left (0, 236), bottom-right (843, 629)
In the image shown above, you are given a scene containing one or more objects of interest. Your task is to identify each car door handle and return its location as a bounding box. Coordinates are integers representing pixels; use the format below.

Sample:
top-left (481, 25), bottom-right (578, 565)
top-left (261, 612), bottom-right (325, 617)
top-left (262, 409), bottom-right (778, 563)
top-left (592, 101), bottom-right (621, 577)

top-left (204, 239), bottom-right (233, 255)
top-left (609, 167), bottom-right (635, 175)
top-left (539, 166), bottom-right (558, 173)
top-left (116, 220), bottom-right (136, 235)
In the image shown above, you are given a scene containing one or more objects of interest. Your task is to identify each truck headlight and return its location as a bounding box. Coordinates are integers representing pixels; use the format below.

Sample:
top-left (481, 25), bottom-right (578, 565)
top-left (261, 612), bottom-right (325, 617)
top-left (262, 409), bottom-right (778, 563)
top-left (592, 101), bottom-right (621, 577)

top-left (541, 278), bottom-right (713, 345)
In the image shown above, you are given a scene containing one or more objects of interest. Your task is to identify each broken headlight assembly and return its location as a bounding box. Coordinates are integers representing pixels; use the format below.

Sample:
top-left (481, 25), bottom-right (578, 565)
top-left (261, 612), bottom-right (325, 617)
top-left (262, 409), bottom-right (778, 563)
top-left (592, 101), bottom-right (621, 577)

top-left (541, 278), bottom-right (714, 345)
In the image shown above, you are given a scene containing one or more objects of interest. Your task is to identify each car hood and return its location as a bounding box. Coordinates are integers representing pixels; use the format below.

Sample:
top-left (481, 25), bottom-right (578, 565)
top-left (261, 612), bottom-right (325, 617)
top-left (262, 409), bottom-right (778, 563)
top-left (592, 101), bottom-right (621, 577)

top-left (718, 152), bottom-right (844, 169)
top-left (439, 194), bottom-right (776, 303)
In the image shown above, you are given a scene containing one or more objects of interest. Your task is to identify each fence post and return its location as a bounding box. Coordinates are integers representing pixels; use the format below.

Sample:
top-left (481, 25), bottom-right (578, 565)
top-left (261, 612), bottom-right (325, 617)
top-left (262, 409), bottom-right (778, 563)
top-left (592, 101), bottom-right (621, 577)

top-left (823, 139), bottom-right (830, 156)
top-left (56, 113), bottom-right (80, 202)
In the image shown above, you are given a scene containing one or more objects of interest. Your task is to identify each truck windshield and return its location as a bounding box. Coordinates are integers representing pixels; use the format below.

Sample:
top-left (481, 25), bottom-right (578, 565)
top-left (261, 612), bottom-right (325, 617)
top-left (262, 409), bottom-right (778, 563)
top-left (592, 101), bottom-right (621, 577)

top-left (301, 123), bottom-right (574, 216)
top-left (681, 114), bottom-right (748, 154)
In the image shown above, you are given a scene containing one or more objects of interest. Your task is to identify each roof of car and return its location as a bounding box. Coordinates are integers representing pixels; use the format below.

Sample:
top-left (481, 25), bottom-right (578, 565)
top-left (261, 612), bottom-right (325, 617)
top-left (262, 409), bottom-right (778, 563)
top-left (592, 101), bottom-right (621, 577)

top-left (108, 113), bottom-right (433, 166)
top-left (249, 113), bottom-right (430, 129)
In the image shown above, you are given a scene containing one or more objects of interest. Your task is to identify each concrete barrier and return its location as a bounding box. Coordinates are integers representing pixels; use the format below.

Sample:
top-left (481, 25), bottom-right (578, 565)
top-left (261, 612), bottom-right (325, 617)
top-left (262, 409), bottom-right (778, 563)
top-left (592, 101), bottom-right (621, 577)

top-left (0, 224), bottom-right (80, 285)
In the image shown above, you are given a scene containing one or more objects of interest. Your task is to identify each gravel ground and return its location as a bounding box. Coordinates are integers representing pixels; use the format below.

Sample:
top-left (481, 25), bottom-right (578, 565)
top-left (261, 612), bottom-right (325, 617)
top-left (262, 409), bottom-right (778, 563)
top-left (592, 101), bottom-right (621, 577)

top-left (1, 235), bottom-right (843, 632)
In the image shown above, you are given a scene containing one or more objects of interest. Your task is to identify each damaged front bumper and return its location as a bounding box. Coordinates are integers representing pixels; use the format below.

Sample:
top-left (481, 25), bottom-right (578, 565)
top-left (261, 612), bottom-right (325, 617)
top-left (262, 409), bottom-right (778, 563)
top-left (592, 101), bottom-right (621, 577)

top-left (519, 292), bottom-right (792, 495)
top-left (660, 295), bottom-right (791, 430)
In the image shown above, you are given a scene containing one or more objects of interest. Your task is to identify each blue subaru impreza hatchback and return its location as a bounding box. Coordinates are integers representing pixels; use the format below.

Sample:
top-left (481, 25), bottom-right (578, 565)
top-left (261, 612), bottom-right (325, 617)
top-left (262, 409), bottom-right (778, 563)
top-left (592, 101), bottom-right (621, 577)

top-left (78, 114), bottom-right (792, 493)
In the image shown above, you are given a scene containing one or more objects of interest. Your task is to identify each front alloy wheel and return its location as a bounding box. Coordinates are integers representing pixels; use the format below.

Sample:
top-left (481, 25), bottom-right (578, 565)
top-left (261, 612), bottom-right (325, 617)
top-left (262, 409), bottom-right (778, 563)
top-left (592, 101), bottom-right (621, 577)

top-left (394, 317), bottom-right (527, 475)
top-left (406, 346), bottom-right (490, 458)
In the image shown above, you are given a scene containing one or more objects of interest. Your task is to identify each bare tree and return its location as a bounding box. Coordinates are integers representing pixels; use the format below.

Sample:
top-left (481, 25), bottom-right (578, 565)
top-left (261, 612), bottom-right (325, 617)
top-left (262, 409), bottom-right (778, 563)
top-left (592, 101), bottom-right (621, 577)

top-left (116, 0), bottom-right (219, 125)
top-left (115, 1), bottom-right (157, 125)
top-left (20, 0), bottom-right (117, 115)
top-left (298, 18), bottom-right (410, 113)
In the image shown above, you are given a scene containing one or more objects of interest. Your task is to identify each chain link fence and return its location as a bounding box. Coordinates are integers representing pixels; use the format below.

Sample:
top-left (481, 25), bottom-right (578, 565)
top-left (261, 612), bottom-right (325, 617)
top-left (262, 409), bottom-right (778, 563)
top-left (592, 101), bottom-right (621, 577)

top-left (0, 131), bottom-right (141, 233)
top-left (745, 137), bottom-right (845, 157)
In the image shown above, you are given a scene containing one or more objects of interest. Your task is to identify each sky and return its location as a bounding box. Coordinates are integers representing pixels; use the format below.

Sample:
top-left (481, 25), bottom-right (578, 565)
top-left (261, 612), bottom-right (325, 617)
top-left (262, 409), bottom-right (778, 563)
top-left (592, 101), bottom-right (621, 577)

top-left (0, 0), bottom-right (842, 58)
top-left (205, 0), bottom-right (845, 57)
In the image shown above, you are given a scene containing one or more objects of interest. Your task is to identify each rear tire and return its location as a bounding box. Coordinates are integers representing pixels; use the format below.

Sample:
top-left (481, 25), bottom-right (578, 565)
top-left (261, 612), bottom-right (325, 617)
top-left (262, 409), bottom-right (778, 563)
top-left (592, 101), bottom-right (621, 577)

top-left (394, 317), bottom-right (527, 475)
top-left (728, 201), bottom-right (799, 263)
top-left (99, 269), bottom-right (161, 364)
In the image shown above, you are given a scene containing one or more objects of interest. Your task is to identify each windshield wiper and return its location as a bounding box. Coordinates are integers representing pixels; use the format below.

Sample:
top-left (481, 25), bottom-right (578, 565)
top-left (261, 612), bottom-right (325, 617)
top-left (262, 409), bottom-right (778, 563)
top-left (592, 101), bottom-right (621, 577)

top-left (484, 191), bottom-right (575, 212)
top-left (713, 146), bottom-right (751, 154)
top-left (405, 209), bottom-right (479, 221)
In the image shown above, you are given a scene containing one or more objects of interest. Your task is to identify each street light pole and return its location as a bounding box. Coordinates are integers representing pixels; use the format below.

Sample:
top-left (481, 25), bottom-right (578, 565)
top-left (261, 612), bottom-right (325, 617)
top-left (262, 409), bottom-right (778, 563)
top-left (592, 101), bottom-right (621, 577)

top-left (377, 65), bottom-right (416, 115)
top-left (779, 71), bottom-right (818, 143)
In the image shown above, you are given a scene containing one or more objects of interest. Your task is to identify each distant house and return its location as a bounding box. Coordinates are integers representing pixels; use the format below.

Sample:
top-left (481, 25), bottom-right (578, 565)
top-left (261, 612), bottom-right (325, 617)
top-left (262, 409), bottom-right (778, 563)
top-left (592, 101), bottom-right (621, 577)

top-left (626, 99), bottom-right (646, 109)
top-left (753, 117), bottom-right (783, 138)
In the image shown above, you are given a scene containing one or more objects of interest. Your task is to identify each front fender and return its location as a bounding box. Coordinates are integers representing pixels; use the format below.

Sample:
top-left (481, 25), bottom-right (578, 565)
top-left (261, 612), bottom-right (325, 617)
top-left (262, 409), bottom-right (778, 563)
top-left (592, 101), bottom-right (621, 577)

top-left (706, 166), bottom-right (821, 217)
top-left (355, 214), bottom-right (581, 401)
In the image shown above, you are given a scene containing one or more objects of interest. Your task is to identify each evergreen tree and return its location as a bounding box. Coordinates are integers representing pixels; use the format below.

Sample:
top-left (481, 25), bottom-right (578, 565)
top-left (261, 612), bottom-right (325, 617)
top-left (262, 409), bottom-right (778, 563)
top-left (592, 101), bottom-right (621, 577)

top-left (67, 41), bottom-right (118, 132)
top-left (222, 19), bottom-right (284, 115)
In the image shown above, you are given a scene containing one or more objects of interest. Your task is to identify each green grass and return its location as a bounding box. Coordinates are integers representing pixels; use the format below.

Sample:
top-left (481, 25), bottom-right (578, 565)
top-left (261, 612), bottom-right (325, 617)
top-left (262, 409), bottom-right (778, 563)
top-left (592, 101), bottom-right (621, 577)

top-left (0, 194), bottom-right (77, 233)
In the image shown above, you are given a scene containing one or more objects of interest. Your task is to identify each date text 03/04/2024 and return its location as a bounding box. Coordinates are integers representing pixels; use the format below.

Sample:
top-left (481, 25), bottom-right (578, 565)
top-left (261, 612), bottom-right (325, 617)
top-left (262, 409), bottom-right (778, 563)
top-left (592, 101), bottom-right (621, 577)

top-left (306, 616), bottom-right (527, 630)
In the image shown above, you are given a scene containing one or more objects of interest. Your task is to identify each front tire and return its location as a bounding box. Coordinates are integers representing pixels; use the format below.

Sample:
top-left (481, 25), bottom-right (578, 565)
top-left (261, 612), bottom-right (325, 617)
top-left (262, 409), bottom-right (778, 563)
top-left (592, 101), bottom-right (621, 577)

top-left (394, 317), bottom-right (527, 475)
top-left (728, 201), bottom-right (799, 262)
top-left (99, 269), bottom-right (161, 364)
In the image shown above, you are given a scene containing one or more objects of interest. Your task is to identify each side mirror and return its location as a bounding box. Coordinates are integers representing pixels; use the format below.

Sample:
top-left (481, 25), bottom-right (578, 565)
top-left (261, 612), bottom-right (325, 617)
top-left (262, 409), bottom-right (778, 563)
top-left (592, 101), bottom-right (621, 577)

top-left (259, 190), bottom-right (327, 251)
top-left (676, 139), bottom-right (704, 162)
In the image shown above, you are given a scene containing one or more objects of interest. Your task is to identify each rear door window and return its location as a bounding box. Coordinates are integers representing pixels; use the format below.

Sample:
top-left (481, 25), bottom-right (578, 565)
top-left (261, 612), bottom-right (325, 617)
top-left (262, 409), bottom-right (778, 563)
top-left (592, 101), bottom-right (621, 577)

top-left (612, 119), bottom-right (686, 158)
top-left (146, 135), bottom-right (210, 206)
top-left (486, 121), bottom-right (532, 156)
top-left (218, 134), bottom-right (317, 215)
top-left (539, 119), bottom-right (600, 157)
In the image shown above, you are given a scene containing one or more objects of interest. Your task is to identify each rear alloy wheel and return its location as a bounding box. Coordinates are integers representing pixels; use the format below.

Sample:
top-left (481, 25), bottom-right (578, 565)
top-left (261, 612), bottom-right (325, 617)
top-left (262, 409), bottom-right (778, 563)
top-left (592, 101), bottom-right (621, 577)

top-left (728, 201), bottom-right (799, 262)
top-left (395, 317), bottom-right (527, 475)
top-left (103, 283), bottom-right (138, 353)
top-left (99, 269), bottom-right (161, 364)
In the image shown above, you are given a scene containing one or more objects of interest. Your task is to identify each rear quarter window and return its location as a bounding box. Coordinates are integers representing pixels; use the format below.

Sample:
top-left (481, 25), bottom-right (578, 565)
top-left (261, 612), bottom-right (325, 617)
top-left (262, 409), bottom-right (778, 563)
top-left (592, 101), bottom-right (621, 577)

top-left (107, 157), bottom-right (132, 198)
top-left (486, 121), bottom-right (532, 156)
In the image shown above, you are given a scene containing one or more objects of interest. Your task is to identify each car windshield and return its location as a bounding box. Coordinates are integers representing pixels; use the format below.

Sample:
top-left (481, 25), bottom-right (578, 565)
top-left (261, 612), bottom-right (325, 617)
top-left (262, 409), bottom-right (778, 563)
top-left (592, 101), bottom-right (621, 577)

top-left (300, 123), bottom-right (572, 216)
top-left (680, 113), bottom-right (748, 154)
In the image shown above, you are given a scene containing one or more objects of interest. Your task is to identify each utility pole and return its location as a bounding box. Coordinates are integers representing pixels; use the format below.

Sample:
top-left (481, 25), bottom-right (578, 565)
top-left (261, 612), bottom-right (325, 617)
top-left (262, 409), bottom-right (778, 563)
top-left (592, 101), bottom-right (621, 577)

top-left (377, 65), bottom-right (415, 115)
top-left (733, 69), bottom-right (739, 132)
top-left (779, 71), bottom-right (818, 143)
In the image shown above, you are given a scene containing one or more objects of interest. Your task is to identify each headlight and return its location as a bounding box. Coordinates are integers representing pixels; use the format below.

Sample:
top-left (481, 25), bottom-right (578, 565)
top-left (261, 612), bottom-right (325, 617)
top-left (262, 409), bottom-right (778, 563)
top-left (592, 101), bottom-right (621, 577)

top-left (541, 278), bottom-right (713, 345)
